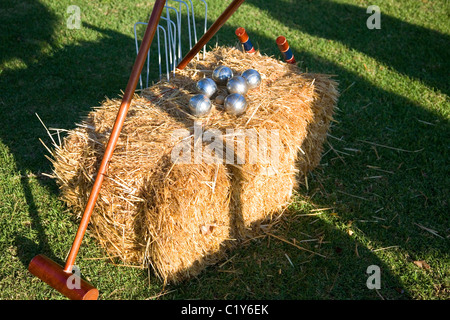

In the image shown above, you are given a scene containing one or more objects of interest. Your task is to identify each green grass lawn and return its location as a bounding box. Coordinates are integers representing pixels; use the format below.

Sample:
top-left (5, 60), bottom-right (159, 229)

top-left (0, 0), bottom-right (448, 300)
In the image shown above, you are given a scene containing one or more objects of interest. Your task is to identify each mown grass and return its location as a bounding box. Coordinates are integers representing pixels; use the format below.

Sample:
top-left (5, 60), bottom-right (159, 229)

top-left (0, 0), bottom-right (448, 300)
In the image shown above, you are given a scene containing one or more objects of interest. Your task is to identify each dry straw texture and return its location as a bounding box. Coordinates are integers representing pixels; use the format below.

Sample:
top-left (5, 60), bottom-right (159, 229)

top-left (48, 46), bottom-right (338, 284)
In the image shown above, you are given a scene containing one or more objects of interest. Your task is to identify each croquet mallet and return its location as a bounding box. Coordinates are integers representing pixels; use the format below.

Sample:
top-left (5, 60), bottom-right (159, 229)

top-left (28, 0), bottom-right (168, 300)
top-left (28, 0), bottom-right (246, 300)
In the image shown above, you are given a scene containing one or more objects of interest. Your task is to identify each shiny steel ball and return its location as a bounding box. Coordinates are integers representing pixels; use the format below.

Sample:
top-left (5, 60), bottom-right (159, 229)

top-left (212, 65), bottom-right (233, 85)
top-left (189, 94), bottom-right (212, 117)
top-left (224, 93), bottom-right (248, 116)
top-left (195, 77), bottom-right (217, 98)
top-left (241, 69), bottom-right (261, 90)
top-left (226, 76), bottom-right (248, 95)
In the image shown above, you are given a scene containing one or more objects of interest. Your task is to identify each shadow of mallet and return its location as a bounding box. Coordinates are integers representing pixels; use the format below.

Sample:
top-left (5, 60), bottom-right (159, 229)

top-left (28, 0), bottom-right (246, 300)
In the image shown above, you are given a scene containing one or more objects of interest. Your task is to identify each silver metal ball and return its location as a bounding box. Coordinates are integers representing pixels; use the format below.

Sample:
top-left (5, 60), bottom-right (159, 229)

top-left (224, 93), bottom-right (247, 116)
top-left (195, 78), bottom-right (217, 98)
top-left (241, 69), bottom-right (261, 90)
top-left (226, 76), bottom-right (248, 95)
top-left (212, 65), bottom-right (233, 85)
top-left (189, 94), bottom-right (212, 117)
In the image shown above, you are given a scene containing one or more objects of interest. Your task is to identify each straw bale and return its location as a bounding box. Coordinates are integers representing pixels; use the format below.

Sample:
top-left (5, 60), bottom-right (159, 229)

top-left (49, 46), bottom-right (338, 283)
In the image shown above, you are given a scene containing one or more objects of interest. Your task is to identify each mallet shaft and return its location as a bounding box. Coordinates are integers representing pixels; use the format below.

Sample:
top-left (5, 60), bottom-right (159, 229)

top-left (63, 0), bottom-right (167, 273)
top-left (177, 0), bottom-right (246, 70)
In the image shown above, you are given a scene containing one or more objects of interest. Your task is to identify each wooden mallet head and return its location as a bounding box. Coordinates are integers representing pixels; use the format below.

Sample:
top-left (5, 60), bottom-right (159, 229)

top-left (29, 255), bottom-right (99, 300)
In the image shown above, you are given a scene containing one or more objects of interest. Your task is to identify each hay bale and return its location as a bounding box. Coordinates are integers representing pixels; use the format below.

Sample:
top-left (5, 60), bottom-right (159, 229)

top-left (49, 46), bottom-right (338, 283)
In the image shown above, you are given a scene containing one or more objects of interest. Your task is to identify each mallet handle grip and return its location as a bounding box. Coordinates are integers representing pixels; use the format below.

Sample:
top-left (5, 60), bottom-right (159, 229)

top-left (63, 0), bottom-right (167, 273)
top-left (177, 0), bottom-right (246, 70)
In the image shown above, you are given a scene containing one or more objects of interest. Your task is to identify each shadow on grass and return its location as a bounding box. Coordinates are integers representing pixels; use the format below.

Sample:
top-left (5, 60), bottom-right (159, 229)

top-left (13, 176), bottom-right (56, 268)
top-left (2, 0), bottom-right (447, 299)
